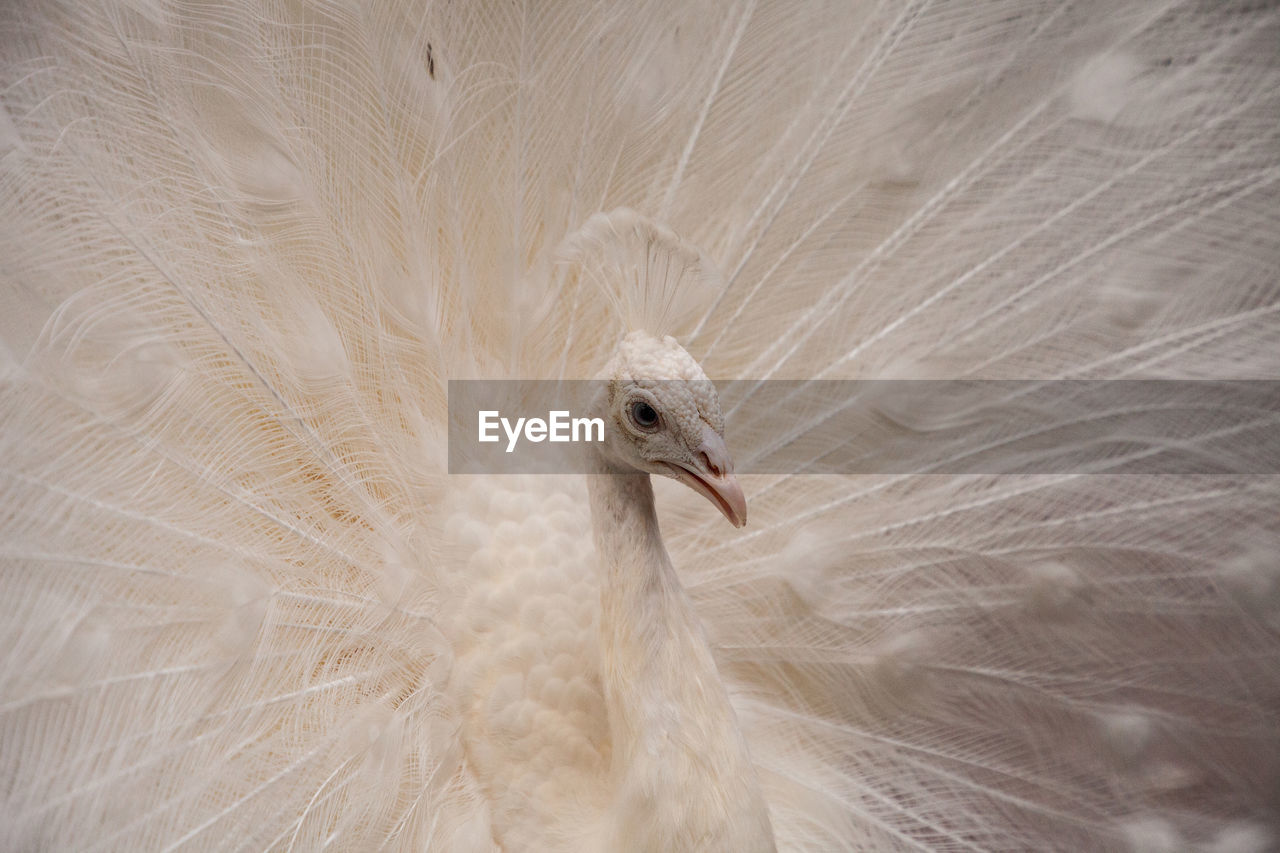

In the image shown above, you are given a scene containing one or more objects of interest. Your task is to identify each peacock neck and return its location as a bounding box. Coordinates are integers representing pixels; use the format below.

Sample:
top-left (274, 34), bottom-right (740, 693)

top-left (587, 469), bottom-right (683, 636)
top-left (586, 466), bottom-right (776, 852)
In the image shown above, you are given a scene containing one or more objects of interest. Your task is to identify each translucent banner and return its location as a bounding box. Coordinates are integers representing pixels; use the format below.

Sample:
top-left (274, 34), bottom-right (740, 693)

top-left (448, 380), bottom-right (1280, 475)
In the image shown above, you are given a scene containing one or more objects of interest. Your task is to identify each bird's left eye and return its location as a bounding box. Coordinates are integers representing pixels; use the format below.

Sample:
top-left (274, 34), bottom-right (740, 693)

top-left (629, 400), bottom-right (660, 431)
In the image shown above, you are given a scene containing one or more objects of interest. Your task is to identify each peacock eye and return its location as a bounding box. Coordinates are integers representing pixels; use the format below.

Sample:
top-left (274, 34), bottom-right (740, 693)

top-left (629, 400), bottom-right (660, 431)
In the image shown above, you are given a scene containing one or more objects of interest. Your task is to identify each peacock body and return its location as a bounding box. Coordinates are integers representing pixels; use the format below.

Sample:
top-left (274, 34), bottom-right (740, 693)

top-left (2, 0), bottom-right (1279, 850)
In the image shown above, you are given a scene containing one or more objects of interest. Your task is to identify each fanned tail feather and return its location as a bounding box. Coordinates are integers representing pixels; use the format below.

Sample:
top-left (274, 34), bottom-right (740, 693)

top-left (2, 0), bottom-right (1278, 849)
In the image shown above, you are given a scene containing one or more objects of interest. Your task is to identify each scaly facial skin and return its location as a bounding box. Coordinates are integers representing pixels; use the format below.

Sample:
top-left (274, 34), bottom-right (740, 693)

top-left (598, 332), bottom-right (747, 527)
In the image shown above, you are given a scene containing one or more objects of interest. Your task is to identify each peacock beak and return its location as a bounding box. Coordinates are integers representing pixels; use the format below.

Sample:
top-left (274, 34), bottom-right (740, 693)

top-left (664, 425), bottom-right (747, 528)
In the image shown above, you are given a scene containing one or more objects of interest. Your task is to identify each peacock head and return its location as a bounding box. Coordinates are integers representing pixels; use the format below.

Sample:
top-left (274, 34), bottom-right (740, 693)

top-left (596, 331), bottom-right (746, 527)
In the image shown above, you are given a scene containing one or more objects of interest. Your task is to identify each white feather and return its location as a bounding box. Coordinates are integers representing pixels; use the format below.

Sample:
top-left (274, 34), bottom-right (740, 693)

top-left (2, 0), bottom-right (1278, 850)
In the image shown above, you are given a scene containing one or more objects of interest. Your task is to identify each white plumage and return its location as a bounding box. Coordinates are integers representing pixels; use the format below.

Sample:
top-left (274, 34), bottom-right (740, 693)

top-left (2, 0), bottom-right (1279, 850)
